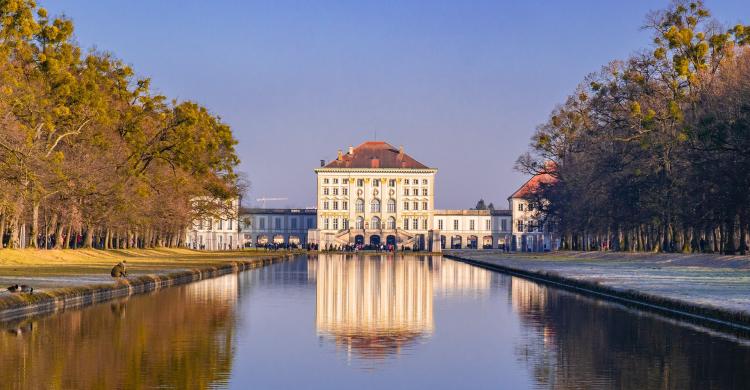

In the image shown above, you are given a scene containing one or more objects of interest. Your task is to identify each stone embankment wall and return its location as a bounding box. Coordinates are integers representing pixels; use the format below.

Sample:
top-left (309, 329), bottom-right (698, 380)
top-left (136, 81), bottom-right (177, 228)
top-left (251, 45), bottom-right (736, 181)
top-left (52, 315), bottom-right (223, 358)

top-left (0, 255), bottom-right (293, 322)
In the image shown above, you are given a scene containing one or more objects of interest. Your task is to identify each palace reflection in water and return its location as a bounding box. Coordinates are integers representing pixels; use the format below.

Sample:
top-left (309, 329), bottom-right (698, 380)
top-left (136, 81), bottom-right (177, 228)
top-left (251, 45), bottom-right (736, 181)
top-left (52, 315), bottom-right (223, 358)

top-left (2, 254), bottom-right (749, 389)
top-left (308, 254), bottom-right (492, 360)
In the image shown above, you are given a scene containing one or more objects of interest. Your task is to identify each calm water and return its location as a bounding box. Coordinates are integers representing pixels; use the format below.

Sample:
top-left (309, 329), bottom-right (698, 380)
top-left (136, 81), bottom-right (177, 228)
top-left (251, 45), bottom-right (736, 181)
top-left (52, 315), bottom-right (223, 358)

top-left (1, 254), bottom-right (749, 389)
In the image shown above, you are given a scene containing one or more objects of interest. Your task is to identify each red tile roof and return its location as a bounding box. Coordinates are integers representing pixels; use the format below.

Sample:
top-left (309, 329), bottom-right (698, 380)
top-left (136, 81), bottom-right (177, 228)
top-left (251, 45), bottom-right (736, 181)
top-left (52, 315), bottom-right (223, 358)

top-left (509, 168), bottom-right (557, 199)
top-left (322, 141), bottom-right (430, 169)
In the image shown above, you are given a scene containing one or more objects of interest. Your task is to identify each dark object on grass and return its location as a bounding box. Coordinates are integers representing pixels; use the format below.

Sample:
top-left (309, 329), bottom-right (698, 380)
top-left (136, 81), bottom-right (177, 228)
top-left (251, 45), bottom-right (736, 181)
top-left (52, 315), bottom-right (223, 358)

top-left (20, 285), bottom-right (33, 294)
top-left (6, 284), bottom-right (19, 293)
top-left (111, 261), bottom-right (128, 278)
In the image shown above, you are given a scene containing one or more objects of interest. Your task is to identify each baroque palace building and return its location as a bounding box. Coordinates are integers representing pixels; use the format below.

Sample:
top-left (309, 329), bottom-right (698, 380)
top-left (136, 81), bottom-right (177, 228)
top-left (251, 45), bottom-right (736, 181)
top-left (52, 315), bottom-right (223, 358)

top-left (188, 141), bottom-right (558, 252)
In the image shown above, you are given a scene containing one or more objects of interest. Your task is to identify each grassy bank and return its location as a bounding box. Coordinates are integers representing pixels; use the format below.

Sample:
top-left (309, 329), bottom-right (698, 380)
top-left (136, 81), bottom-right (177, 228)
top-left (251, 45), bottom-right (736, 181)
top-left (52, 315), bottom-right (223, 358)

top-left (0, 247), bottom-right (300, 277)
top-left (0, 255), bottom-right (292, 321)
top-left (444, 251), bottom-right (750, 332)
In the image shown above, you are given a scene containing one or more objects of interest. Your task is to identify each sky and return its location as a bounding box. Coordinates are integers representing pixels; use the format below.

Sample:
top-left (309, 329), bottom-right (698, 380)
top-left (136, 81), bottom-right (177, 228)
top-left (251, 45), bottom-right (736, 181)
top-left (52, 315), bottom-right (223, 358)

top-left (46, 1), bottom-right (749, 209)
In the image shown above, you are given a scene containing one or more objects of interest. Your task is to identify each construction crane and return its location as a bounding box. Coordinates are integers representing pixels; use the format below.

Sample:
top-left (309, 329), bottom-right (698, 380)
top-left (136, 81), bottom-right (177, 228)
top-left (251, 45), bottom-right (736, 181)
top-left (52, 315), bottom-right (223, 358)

top-left (255, 197), bottom-right (288, 208)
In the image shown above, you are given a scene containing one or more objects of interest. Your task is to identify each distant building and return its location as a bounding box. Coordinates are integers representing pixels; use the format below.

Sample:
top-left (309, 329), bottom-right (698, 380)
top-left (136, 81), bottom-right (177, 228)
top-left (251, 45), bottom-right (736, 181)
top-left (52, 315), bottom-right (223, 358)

top-left (187, 198), bottom-right (240, 250)
top-left (433, 209), bottom-right (512, 250)
top-left (312, 141), bottom-right (437, 250)
top-left (239, 208), bottom-right (317, 247)
top-left (508, 169), bottom-right (559, 252)
top-left (188, 142), bottom-right (557, 252)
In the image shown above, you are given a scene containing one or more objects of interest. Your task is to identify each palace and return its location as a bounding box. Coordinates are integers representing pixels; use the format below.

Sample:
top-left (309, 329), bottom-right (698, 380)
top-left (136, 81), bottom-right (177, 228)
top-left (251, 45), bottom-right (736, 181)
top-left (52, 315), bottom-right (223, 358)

top-left (187, 141), bottom-right (558, 252)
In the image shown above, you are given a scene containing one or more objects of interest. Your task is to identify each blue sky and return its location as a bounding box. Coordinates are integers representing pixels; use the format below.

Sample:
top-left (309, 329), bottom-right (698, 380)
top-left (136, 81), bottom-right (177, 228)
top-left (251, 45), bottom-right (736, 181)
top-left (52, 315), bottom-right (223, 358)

top-left (46, 1), bottom-right (749, 209)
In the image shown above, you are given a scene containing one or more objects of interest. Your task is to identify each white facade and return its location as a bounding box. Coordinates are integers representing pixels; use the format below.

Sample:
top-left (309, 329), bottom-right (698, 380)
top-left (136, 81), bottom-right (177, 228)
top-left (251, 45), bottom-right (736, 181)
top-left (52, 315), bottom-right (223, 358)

top-left (433, 210), bottom-right (512, 250)
top-left (187, 198), bottom-right (240, 250)
top-left (509, 197), bottom-right (558, 252)
top-left (314, 168), bottom-right (437, 249)
top-left (239, 208), bottom-right (317, 247)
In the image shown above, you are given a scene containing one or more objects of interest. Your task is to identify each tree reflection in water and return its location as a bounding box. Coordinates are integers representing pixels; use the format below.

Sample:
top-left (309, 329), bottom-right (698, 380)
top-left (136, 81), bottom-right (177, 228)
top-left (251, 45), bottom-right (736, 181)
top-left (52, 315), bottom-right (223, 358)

top-left (0, 274), bottom-right (239, 389)
top-left (509, 276), bottom-right (750, 389)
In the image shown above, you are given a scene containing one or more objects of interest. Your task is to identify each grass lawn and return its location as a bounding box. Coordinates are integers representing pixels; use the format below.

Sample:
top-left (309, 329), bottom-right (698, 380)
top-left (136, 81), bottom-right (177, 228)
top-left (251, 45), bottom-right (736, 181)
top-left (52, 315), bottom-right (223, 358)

top-left (0, 248), bottom-right (297, 278)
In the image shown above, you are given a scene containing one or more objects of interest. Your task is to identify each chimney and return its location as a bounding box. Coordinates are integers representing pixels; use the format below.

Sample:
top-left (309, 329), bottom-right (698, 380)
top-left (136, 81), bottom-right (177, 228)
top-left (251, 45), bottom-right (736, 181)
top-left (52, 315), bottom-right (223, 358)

top-left (371, 158), bottom-right (380, 168)
top-left (320, 159), bottom-right (325, 167)
top-left (337, 150), bottom-right (343, 160)
top-left (398, 145), bottom-right (404, 160)
top-left (348, 146), bottom-right (354, 154)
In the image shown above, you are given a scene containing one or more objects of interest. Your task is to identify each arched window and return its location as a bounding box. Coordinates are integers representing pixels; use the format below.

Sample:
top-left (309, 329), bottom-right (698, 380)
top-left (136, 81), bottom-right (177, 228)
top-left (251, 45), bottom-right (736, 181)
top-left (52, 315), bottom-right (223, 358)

top-left (371, 199), bottom-right (381, 213)
top-left (371, 216), bottom-right (381, 229)
top-left (356, 198), bottom-right (364, 212)
top-left (387, 217), bottom-right (396, 229)
top-left (356, 217), bottom-right (364, 229)
top-left (387, 199), bottom-right (396, 213)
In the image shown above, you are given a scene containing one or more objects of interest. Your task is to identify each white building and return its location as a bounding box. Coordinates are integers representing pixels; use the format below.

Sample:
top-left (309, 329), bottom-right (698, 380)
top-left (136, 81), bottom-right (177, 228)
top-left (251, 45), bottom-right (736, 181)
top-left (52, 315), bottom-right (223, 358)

top-left (188, 141), bottom-right (557, 252)
top-left (508, 170), bottom-right (559, 252)
top-left (433, 209), bottom-right (512, 250)
top-left (187, 198), bottom-right (240, 250)
top-left (312, 141), bottom-right (437, 250)
top-left (239, 208), bottom-right (317, 247)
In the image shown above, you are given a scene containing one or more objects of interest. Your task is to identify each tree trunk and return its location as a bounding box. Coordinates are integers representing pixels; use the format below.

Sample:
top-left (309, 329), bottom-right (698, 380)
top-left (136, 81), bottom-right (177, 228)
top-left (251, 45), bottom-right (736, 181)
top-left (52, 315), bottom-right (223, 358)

top-left (29, 201), bottom-right (39, 248)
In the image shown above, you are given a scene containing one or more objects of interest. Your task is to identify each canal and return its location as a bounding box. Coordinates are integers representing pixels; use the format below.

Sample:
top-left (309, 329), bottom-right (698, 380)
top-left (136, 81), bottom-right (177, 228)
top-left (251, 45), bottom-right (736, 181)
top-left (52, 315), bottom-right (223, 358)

top-left (1, 254), bottom-right (749, 389)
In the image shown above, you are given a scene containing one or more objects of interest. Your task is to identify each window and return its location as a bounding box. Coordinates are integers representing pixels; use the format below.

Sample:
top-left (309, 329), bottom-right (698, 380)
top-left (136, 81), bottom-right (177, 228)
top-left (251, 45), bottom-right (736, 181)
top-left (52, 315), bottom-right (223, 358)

top-left (259, 218), bottom-right (265, 229)
top-left (343, 188), bottom-right (348, 195)
top-left (333, 201), bottom-right (338, 210)
top-left (422, 201), bottom-right (428, 211)
top-left (323, 201), bottom-right (329, 210)
top-left (501, 219), bottom-right (508, 232)
top-left (343, 219), bottom-right (349, 229)
top-left (454, 220), bottom-right (459, 230)
top-left (275, 218), bottom-right (281, 229)
top-left (387, 199), bottom-right (396, 213)
top-left (404, 179), bottom-right (409, 184)
top-left (371, 217), bottom-right (380, 229)
top-left (333, 218), bottom-right (339, 230)
top-left (371, 199), bottom-right (381, 212)
top-left (228, 219), bottom-right (233, 230)
top-left (412, 218), bottom-right (419, 230)
top-left (438, 219), bottom-right (443, 230)
top-left (403, 218), bottom-right (409, 230)
top-left (422, 188), bottom-right (428, 196)
top-left (291, 219), bottom-right (298, 229)
top-left (323, 178), bottom-right (329, 184)
top-left (517, 220), bottom-right (524, 232)
top-left (528, 203), bottom-right (534, 211)
top-left (518, 203), bottom-right (524, 211)
top-left (198, 219), bottom-right (204, 230)
top-left (357, 179), bottom-right (364, 187)
top-left (387, 217), bottom-right (396, 229)
top-left (323, 188), bottom-right (329, 195)
top-left (333, 188), bottom-right (338, 195)
top-left (422, 219), bottom-right (427, 230)
top-left (403, 188), bottom-right (409, 196)
top-left (343, 201), bottom-right (348, 210)
top-left (485, 220), bottom-right (491, 230)
top-left (422, 179), bottom-right (428, 185)
top-left (470, 220), bottom-right (475, 230)
top-left (356, 199), bottom-right (364, 212)
top-left (413, 201), bottom-right (419, 211)
top-left (403, 202), bottom-right (409, 211)
top-left (412, 188), bottom-right (418, 196)
top-left (324, 218), bottom-right (329, 230)
top-left (218, 219), bottom-right (223, 230)
top-left (373, 179), bottom-right (380, 187)
top-left (333, 178), bottom-right (338, 184)
top-left (307, 218), bottom-right (314, 228)
top-left (356, 217), bottom-right (364, 229)
top-left (389, 179), bottom-right (396, 187)
top-left (343, 178), bottom-right (349, 184)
